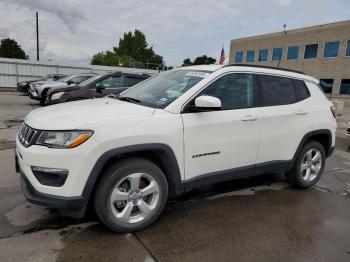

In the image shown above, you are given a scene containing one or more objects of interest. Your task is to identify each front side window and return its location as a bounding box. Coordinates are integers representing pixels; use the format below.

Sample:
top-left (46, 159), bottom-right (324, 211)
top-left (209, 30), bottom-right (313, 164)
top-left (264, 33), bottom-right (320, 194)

top-left (99, 76), bottom-right (123, 88)
top-left (79, 75), bottom-right (102, 88)
top-left (120, 69), bottom-right (211, 108)
top-left (259, 75), bottom-right (296, 106)
top-left (340, 79), bottom-right (350, 95)
top-left (319, 79), bottom-right (334, 94)
top-left (345, 40), bottom-right (350, 56)
top-left (235, 52), bottom-right (243, 63)
top-left (259, 49), bottom-right (268, 61)
top-left (126, 77), bottom-right (143, 86)
top-left (304, 44), bottom-right (318, 59)
top-left (287, 46), bottom-right (299, 60)
top-left (200, 74), bottom-right (254, 110)
top-left (272, 48), bottom-right (283, 61)
top-left (246, 50), bottom-right (255, 62)
top-left (324, 41), bottom-right (340, 57)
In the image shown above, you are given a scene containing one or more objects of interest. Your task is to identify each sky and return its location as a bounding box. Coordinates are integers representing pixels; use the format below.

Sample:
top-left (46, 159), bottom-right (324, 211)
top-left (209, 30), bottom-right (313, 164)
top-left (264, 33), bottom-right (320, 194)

top-left (0, 0), bottom-right (349, 67)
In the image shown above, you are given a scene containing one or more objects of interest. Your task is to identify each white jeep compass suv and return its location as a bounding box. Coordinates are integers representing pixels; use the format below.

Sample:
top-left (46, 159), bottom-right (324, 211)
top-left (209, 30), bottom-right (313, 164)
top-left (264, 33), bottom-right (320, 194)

top-left (16, 65), bottom-right (337, 233)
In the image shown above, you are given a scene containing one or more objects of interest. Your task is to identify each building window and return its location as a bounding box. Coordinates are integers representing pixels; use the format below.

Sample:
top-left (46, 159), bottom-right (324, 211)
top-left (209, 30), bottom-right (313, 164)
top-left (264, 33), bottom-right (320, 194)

top-left (319, 79), bottom-right (334, 94)
top-left (246, 50), bottom-right (255, 62)
top-left (235, 51), bottom-right (243, 63)
top-left (304, 44), bottom-right (318, 59)
top-left (259, 49), bottom-right (268, 61)
top-left (272, 48), bottom-right (283, 61)
top-left (324, 41), bottom-right (340, 57)
top-left (340, 79), bottom-right (350, 95)
top-left (287, 46), bottom-right (299, 60)
top-left (346, 40), bottom-right (350, 56)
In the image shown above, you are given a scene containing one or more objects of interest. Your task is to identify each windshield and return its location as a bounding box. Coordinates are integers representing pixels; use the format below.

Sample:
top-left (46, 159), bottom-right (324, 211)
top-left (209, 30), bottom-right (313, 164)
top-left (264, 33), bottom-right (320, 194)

top-left (119, 69), bottom-right (211, 108)
top-left (58, 74), bottom-right (75, 83)
top-left (78, 75), bottom-right (103, 87)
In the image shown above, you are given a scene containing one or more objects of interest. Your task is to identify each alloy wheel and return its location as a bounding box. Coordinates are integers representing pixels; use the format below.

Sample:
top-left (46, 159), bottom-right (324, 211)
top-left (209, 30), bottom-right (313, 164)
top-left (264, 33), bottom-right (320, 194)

top-left (300, 148), bottom-right (323, 182)
top-left (109, 173), bottom-right (160, 224)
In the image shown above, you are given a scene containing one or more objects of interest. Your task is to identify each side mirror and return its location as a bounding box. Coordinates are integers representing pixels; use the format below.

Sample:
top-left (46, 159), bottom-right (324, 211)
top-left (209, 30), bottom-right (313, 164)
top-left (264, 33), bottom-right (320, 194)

top-left (189, 96), bottom-right (221, 112)
top-left (67, 80), bottom-right (74, 85)
top-left (96, 83), bottom-right (105, 93)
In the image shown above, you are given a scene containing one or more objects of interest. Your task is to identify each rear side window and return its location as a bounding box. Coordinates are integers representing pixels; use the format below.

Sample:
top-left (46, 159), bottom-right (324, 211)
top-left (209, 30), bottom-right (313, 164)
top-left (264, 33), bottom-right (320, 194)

top-left (294, 80), bottom-right (310, 100)
top-left (259, 75), bottom-right (296, 106)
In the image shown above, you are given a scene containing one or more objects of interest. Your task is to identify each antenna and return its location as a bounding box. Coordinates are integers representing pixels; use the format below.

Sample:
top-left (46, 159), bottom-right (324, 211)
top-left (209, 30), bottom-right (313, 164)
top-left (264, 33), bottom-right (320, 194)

top-left (283, 24), bottom-right (287, 35)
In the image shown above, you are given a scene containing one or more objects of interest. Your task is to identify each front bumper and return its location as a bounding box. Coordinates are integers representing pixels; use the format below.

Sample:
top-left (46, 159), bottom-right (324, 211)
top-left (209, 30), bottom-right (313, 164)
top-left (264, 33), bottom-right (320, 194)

top-left (16, 151), bottom-right (87, 218)
top-left (28, 88), bottom-right (40, 100)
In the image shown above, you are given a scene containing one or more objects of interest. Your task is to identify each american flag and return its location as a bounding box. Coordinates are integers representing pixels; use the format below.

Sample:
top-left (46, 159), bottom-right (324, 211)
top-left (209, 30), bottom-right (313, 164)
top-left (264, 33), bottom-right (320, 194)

top-left (219, 47), bottom-right (225, 65)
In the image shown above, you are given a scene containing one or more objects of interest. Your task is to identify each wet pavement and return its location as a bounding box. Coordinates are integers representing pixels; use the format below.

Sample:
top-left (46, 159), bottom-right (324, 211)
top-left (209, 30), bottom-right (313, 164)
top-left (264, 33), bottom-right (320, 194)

top-left (0, 92), bottom-right (350, 262)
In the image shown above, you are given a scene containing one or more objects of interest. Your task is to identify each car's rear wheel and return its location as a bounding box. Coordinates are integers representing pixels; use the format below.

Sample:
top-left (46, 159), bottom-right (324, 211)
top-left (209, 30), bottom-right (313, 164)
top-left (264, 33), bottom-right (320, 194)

top-left (285, 141), bottom-right (326, 188)
top-left (94, 158), bottom-right (168, 233)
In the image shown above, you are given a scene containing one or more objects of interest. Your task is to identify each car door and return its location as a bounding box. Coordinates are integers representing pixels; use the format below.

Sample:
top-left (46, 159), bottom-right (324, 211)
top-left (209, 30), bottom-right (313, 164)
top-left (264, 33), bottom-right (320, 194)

top-left (181, 73), bottom-right (262, 182)
top-left (255, 75), bottom-right (313, 165)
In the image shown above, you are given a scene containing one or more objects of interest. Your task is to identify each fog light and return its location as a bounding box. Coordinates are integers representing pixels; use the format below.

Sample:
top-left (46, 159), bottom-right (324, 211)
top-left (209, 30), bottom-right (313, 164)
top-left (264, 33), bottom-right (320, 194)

top-left (31, 166), bottom-right (68, 187)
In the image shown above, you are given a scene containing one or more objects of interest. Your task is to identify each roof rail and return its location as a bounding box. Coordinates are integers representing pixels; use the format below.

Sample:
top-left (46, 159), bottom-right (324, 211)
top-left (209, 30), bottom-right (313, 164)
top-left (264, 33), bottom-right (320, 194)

top-left (223, 64), bottom-right (305, 75)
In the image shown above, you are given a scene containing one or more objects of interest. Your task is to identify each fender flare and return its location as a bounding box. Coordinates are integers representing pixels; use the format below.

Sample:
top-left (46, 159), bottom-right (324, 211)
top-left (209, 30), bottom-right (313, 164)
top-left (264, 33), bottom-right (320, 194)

top-left (81, 143), bottom-right (184, 203)
top-left (292, 129), bottom-right (333, 163)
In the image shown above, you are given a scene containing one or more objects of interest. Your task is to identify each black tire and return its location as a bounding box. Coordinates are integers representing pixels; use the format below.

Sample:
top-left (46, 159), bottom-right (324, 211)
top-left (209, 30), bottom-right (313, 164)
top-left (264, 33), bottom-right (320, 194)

top-left (285, 141), bottom-right (326, 188)
top-left (40, 89), bottom-right (48, 106)
top-left (94, 158), bottom-right (168, 233)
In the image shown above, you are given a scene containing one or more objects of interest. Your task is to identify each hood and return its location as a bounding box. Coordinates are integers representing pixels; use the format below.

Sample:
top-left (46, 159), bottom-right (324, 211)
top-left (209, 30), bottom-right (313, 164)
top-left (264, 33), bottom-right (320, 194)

top-left (25, 97), bottom-right (155, 130)
top-left (36, 81), bottom-right (69, 89)
top-left (30, 80), bottom-right (56, 86)
top-left (47, 84), bottom-right (79, 95)
top-left (18, 80), bottom-right (36, 85)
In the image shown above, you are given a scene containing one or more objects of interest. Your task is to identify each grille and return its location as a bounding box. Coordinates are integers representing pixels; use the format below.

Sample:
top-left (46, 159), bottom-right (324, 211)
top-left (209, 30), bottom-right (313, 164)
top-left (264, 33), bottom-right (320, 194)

top-left (18, 123), bottom-right (39, 147)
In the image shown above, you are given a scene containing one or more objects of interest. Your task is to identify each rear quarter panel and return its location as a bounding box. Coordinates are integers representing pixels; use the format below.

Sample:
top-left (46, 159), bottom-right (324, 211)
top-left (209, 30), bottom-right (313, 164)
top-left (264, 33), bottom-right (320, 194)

top-left (305, 81), bottom-right (337, 146)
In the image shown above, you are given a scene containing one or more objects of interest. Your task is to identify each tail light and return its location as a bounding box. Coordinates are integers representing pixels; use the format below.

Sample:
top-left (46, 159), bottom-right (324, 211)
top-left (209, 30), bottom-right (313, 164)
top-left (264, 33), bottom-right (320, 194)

top-left (330, 106), bottom-right (336, 119)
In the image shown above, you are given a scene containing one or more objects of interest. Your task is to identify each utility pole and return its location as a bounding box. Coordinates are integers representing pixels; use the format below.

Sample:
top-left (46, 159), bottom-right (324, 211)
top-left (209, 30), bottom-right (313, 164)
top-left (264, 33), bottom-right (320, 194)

top-left (36, 11), bottom-right (39, 61)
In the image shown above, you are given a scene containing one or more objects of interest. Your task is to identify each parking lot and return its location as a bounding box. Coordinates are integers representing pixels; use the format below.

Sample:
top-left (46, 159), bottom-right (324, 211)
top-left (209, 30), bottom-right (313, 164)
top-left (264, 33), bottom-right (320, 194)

top-left (1, 91), bottom-right (350, 261)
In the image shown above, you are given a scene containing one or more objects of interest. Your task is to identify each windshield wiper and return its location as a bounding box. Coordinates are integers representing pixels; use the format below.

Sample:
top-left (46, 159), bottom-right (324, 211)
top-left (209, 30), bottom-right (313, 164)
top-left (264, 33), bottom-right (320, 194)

top-left (118, 96), bottom-right (141, 103)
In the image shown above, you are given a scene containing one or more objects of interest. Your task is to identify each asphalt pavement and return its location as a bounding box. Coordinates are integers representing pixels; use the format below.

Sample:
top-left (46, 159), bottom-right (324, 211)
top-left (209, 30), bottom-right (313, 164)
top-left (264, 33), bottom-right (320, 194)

top-left (0, 92), bottom-right (350, 262)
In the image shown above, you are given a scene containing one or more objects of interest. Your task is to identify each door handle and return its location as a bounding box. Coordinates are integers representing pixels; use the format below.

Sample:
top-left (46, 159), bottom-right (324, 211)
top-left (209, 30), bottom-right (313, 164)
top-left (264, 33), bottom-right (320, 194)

top-left (241, 115), bottom-right (258, 121)
top-left (295, 109), bottom-right (308, 116)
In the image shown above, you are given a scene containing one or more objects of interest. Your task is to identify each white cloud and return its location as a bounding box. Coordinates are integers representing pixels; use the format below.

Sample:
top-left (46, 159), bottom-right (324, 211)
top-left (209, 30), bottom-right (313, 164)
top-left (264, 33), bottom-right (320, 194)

top-left (0, 0), bottom-right (349, 66)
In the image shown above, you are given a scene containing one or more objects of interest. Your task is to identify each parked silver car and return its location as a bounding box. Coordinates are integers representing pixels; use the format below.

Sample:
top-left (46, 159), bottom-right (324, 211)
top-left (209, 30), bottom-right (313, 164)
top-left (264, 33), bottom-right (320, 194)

top-left (28, 73), bottom-right (97, 105)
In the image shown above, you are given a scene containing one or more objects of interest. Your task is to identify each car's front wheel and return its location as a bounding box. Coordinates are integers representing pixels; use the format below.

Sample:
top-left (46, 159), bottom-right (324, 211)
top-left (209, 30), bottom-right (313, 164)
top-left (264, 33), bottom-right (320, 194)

top-left (94, 158), bottom-right (168, 233)
top-left (285, 141), bottom-right (326, 188)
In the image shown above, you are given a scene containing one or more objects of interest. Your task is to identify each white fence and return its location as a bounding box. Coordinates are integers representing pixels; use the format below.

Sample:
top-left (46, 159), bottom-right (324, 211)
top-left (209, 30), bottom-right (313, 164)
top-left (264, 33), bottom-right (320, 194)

top-left (0, 57), bottom-right (158, 88)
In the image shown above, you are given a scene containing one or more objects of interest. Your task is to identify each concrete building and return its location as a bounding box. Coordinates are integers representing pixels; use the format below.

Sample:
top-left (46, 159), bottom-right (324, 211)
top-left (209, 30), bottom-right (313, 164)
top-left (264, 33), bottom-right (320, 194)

top-left (229, 20), bottom-right (350, 100)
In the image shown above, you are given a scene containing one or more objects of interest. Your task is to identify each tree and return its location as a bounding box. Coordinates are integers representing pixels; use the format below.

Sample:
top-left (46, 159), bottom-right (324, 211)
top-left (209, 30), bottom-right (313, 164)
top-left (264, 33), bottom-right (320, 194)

top-left (193, 55), bottom-right (216, 65)
top-left (182, 55), bottom-right (216, 67)
top-left (182, 58), bottom-right (193, 66)
top-left (91, 30), bottom-right (163, 69)
top-left (91, 51), bottom-right (136, 67)
top-left (0, 38), bottom-right (28, 59)
top-left (113, 30), bottom-right (163, 69)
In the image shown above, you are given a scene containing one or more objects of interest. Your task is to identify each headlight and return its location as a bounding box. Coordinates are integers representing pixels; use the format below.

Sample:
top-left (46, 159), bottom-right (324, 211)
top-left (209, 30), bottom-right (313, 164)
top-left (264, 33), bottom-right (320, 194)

top-left (36, 130), bottom-right (93, 148)
top-left (51, 91), bottom-right (65, 100)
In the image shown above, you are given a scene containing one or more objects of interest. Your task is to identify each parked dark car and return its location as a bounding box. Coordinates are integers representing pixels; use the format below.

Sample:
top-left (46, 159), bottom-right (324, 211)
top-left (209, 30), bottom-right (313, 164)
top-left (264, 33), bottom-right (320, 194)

top-left (17, 74), bottom-right (67, 93)
top-left (46, 72), bottom-right (150, 105)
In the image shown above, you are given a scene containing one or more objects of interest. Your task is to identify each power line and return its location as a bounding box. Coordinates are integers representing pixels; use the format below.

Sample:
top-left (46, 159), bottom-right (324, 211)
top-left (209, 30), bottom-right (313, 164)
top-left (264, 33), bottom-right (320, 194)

top-left (36, 11), bottom-right (39, 61)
